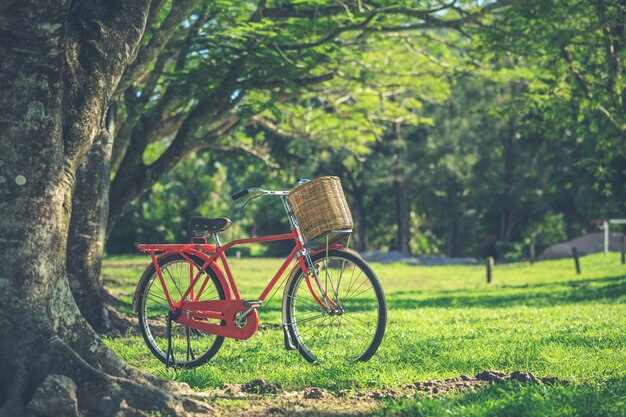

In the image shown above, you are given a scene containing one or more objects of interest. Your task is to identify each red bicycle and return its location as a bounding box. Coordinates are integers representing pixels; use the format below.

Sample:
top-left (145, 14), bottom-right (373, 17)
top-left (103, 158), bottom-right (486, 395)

top-left (133, 178), bottom-right (387, 367)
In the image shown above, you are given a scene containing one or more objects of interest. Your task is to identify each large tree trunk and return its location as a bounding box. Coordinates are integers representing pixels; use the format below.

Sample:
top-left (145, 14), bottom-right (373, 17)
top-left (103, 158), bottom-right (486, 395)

top-left (0, 2), bottom-right (206, 415)
top-left (66, 105), bottom-right (116, 333)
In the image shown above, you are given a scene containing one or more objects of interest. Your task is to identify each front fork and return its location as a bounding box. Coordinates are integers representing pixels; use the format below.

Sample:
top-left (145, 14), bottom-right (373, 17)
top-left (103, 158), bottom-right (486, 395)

top-left (301, 248), bottom-right (341, 313)
top-left (282, 247), bottom-right (343, 351)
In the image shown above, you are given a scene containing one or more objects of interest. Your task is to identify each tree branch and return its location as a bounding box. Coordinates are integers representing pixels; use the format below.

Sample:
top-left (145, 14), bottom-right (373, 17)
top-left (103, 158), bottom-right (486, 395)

top-left (116, 0), bottom-right (198, 95)
top-left (208, 142), bottom-right (280, 169)
top-left (63, 0), bottom-right (152, 166)
top-left (263, 2), bottom-right (362, 19)
top-left (560, 47), bottom-right (593, 99)
top-left (251, 116), bottom-right (313, 141)
top-left (280, 12), bottom-right (380, 51)
top-left (274, 0), bottom-right (520, 51)
top-left (243, 72), bottom-right (335, 90)
top-left (561, 46), bottom-right (624, 133)
top-left (262, 0), bottom-right (464, 19)
top-left (138, 50), bottom-right (169, 106)
top-left (146, 115), bottom-right (184, 144)
top-left (146, 0), bottom-right (167, 31)
top-left (174, 7), bottom-right (213, 71)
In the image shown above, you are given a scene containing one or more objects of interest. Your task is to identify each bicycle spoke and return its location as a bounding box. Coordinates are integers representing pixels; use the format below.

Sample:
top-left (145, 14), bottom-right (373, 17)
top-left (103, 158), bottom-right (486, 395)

top-left (144, 291), bottom-right (169, 305)
top-left (286, 293), bottom-right (325, 310)
top-left (346, 285), bottom-right (375, 301)
top-left (198, 286), bottom-right (217, 301)
top-left (347, 312), bottom-right (379, 322)
top-left (286, 313), bottom-right (326, 327)
top-left (292, 311), bottom-right (326, 323)
top-left (165, 266), bottom-right (184, 299)
top-left (301, 316), bottom-right (332, 347)
top-left (346, 298), bottom-right (378, 311)
top-left (341, 312), bottom-right (376, 329)
top-left (336, 258), bottom-right (347, 298)
top-left (344, 269), bottom-right (365, 300)
top-left (286, 252), bottom-right (385, 363)
top-left (344, 265), bottom-right (358, 300)
top-left (323, 260), bottom-right (339, 300)
top-left (296, 316), bottom-right (331, 338)
top-left (321, 317), bottom-right (335, 349)
top-left (338, 313), bottom-right (368, 331)
top-left (344, 296), bottom-right (378, 311)
top-left (139, 257), bottom-right (224, 368)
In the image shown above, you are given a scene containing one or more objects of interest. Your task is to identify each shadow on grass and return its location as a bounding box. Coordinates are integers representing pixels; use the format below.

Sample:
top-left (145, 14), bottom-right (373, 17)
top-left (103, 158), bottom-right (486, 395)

top-left (375, 374), bottom-right (626, 417)
top-left (495, 274), bottom-right (626, 290)
top-left (106, 273), bottom-right (626, 314)
top-left (388, 275), bottom-right (626, 310)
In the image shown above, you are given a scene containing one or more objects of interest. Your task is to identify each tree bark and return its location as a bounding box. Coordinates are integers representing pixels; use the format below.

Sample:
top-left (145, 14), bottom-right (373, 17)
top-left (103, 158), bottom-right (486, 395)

top-left (351, 192), bottom-right (368, 252)
top-left (500, 112), bottom-right (517, 242)
top-left (446, 177), bottom-right (462, 257)
top-left (0, 1), bottom-right (207, 415)
top-left (66, 105), bottom-right (116, 333)
top-left (340, 163), bottom-right (368, 251)
top-left (392, 122), bottom-right (410, 255)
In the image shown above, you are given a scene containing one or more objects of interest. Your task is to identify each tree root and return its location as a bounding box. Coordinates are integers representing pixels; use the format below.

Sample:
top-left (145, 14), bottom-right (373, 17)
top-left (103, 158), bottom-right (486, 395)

top-left (0, 336), bottom-right (212, 417)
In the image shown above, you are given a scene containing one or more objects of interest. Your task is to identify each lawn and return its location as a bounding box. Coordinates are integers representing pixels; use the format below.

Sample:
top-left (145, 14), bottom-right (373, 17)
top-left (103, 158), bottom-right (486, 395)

top-left (103, 252), bottom-right (626, 416)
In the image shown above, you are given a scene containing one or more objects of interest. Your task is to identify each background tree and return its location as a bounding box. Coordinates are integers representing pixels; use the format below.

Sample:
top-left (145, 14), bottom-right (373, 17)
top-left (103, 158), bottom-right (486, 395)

top-left (109, 0), bottom-right (626, 263)
top-left (66, 0), bottom-right (498, 331)
top-left (477, 0), bottom-right (626, 185)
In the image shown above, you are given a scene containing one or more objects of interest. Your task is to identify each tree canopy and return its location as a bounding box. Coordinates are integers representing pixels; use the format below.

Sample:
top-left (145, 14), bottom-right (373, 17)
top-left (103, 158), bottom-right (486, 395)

top-left (110, 0), bottom-right (626, 261)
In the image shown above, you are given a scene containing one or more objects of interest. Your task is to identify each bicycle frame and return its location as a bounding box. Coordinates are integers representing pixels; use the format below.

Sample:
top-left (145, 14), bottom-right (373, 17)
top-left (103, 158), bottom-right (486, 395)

top-left (138, 227), bottom-right (343, 340)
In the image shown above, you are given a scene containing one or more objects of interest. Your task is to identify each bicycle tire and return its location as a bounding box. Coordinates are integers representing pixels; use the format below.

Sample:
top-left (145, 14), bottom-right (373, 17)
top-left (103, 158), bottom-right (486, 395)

top-left (136, 253), bottom-right (225, 368)
top-left (284, 249), bottom-right (387, 363)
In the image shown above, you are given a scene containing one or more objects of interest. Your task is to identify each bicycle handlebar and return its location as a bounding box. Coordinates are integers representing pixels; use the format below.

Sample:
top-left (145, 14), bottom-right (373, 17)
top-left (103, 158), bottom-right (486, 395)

top-left (232, 187), bottom-right (290, 201)
top-left (231, 189), bottom-right (249, 201)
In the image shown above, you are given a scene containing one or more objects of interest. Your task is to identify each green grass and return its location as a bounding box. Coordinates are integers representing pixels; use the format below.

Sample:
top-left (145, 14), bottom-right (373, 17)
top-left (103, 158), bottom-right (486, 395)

top-left (375, 378), bottom-right (626, 417)
top-left (103, 252), bottom-right (626, 414)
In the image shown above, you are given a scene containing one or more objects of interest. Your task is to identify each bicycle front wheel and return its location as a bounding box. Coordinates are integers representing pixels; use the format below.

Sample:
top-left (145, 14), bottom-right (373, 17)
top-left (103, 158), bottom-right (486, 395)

top-left (284, 249), bottom-right (386, 363)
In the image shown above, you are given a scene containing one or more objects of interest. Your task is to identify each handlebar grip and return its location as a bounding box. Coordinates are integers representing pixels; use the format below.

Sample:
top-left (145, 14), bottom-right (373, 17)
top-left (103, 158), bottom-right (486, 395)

top-left (232, 189), bottom-right (249, 201)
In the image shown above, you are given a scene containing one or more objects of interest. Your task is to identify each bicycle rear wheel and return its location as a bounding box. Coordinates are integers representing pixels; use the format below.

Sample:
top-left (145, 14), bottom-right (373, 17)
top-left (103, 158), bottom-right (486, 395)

top-left (284, 249), bottom-right (386, 363)
top-left (136, 253), bottom-right (225, 368)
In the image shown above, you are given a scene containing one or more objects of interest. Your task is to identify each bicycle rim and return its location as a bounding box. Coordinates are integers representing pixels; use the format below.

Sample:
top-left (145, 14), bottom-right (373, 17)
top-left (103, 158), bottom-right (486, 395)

top-left (285, 250), bottom-right (386, 363)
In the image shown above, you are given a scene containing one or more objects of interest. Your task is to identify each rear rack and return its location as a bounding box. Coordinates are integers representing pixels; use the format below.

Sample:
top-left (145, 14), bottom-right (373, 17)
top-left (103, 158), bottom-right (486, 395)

top-left (138, 243), bottom-right (216, 253)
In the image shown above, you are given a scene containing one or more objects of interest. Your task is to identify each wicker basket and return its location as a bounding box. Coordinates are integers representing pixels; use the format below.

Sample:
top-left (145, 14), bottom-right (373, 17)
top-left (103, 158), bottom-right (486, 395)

top-left (288, 176), bottom-right (353, 243)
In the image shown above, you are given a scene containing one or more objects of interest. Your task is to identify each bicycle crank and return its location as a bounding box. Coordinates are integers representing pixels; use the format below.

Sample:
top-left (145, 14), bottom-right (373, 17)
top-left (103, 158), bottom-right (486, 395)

top-left (176, 299), bottom-right (260, 340)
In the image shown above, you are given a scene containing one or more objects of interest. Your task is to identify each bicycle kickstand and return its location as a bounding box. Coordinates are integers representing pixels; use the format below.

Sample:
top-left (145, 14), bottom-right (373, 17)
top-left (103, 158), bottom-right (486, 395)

top-left (165, 311), bottom-right (175, 368)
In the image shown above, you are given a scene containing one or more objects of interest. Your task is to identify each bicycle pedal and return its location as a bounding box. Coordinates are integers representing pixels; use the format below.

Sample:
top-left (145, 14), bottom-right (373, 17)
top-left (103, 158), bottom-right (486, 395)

top-left (283, 326), bottom-right (295, 351)
top-left (243, 299), bottom-right (262, 307)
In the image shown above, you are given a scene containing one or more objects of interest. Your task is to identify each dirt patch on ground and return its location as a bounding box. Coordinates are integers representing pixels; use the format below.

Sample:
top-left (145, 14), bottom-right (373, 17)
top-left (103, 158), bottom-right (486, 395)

top-left (189, 386), bottom-right (381, 417)
top-left (241, 379), bottom-right (283, 395)
top-left (181, 371), bottom-right (568, 417)
top-left (404, 370), bottom-right (568, 396)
